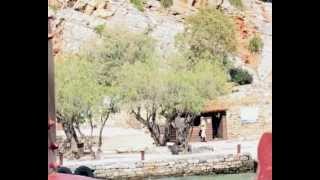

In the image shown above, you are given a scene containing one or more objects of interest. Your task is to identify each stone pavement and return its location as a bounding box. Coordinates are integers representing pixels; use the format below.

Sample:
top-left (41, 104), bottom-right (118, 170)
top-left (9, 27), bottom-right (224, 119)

top-left (63, 138), bottom-right (258, 168)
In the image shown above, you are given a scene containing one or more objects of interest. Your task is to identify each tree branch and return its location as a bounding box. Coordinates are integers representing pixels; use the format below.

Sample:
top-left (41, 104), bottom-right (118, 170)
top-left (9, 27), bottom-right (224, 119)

top-left (103, 112), bottom-right (110, 125)
top-left (216, 0), bottom-right (224, 10)
top-left (131, 108), bottom-right (147, 126)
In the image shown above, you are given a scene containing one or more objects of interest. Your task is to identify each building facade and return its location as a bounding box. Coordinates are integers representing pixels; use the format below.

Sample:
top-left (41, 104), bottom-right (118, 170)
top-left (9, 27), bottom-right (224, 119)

top-left (168, 83), bottom-right (272, 142)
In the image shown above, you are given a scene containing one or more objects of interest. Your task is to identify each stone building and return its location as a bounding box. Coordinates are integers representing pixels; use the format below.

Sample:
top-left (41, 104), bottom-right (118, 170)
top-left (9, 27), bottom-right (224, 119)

top-left (204, 83), bottom-right (271, 140)
top-left (168, 82), bottom-right (272, 142)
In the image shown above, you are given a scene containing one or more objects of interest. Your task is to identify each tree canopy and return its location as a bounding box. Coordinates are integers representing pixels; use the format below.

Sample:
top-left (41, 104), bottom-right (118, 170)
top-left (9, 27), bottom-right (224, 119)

top-left (175, 8), bottom-right (236, 66)
top-left (115, 52), bottom-right (231, 146)
top-left (55, 12), bottom-right (236, 150)
top-left (84, 28), bottom-right (156, 86)
top-left (55, 54), bottom-right (106, 120)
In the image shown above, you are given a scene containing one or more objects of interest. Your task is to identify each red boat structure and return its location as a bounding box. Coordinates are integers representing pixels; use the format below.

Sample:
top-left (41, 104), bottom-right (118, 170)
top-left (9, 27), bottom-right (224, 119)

top-left (257, 132), bottom-right (272, 180)
top-left (48, 173), bottom-right (96, 180)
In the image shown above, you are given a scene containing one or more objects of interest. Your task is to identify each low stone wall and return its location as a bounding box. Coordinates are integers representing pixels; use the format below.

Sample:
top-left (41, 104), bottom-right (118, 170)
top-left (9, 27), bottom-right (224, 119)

top-left (66, 154), bottom-right (254, 179)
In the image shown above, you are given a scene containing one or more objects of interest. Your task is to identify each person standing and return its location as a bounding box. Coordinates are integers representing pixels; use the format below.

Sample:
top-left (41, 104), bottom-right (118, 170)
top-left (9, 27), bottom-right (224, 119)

top-left (200, 117), bottom-right (207, 142)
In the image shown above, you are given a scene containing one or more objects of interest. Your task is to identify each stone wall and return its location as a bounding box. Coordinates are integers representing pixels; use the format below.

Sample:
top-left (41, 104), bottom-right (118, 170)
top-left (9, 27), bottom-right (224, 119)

top-left (66, 154), bottom-right (254, 179)
top-left (226, 104), bottom-right (271, 139)
top-left (225, 84), bottom-right (272, 139)
top-left (204, 82), bottom-right (271, 140)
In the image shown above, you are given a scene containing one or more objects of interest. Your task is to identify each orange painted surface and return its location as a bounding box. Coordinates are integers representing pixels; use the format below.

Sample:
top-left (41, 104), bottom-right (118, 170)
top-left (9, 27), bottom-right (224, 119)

top-left (257, 133), bottom-right (272, 180)
top-left (48, 173), bottom-right (96, 180)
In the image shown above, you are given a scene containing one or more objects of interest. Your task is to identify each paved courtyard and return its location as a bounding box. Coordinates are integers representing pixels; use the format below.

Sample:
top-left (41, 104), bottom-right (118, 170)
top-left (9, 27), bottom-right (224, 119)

top-left (60, 127), bottom-right (259, 167)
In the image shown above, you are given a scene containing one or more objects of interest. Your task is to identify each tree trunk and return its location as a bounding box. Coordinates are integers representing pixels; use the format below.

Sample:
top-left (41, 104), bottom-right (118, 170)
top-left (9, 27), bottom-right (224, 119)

top-left (149, 110), bottom-right (162, 145)
top-left (147, 124), bottom-right (161, 146)
top-left (132, 108), bottom-right (163, 146)
top-left (68, 115), bottom-right (80, 145)
top-left (61, 121), bottom-right (73, 143)
top-left (87, 116), bottom-right (95, 158)
top-left (75, 121), bottom-right (84, 138)
top-left (70, 123), bottom-right (80, 145)
top-left (176, 126), bottom-right (189, 152)
top-left (98, 112), bottom-right (109, 152)
top-left (174, 113), bottom-right (195, 152)
top-left (89, 117), bottom-right (94, 138)
top-left (57, 112), bottom-right (72, 143)
top-left (182, 125), bottom-right (191, 153)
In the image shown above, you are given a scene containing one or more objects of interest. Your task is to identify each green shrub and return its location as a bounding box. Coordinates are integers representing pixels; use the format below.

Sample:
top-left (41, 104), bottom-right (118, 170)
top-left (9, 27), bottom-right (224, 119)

top-left (130, 0), bottom-right (145, 11)
top-left (175, 8), bottom-right (236, 66)
top-left (229, 0), bottom-right (244, 9)
top-left (229, 68), bottom-right (253, 85)
top-left (248, 35), bottom-right (264, 53)
top-left (160, 0), bottom-right (173, 8)
top-left (94, 24), bottom-right (106, 35)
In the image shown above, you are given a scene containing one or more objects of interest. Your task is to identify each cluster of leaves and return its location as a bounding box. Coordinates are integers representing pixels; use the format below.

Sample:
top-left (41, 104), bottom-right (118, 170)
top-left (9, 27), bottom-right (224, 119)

top-left (248, 35), bottom-right (264, 53)
top-left (84, 28), bottom-right (156, 86)
top-left (117, 53), bottom-right (231, 121)
top-left (57, 27), bottom-right (156, 118)
top-left (229, 68), bottom-right (253, 85)
top-left (94, 24), bottom-right (106, 36)
top-left (130, 0), bottom-right (145, 11)
top-left (55, 54), bottom-right (106, 121)
top-left (175, 8), bottom-right (236, 66)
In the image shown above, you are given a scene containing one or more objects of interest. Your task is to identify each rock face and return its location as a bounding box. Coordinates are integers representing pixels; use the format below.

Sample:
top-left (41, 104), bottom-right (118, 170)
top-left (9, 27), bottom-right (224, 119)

top-left (171, 0), bottom-right (209, 14)
top-left (53, 0), bottom-right (184, 56)
top-left (149, 17), bottom-right (184, 58)
top-left (244, 0), bottom-right (272, 82)
top-left (103, 0), bottom-right (184, 57)
top-left (52, 0), bottom-right (272, 64)
top-left (50, 0), bottom-right (110, 16)
top-left (55, 9), bottom-right (106, 53)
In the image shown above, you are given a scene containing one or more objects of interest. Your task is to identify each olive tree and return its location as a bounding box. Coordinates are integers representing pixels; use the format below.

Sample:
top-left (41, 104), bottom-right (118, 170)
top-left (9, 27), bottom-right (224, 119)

top-left (55, 28), bottom-right (160, 155)
top-left (116, 55), bottom-right (231, 149)
top-left (80, 27), bottom-right (156, 149)
top-left (116, 59), bottom-right (165, 145)
top-left (160, 57), bottom-right (231, 151)
top-left (55, 54), bottom-right (105, 147)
